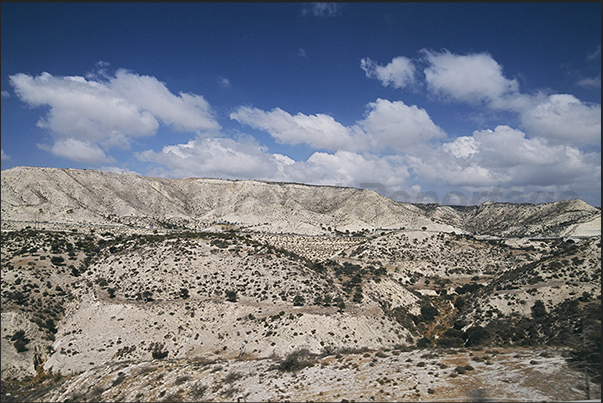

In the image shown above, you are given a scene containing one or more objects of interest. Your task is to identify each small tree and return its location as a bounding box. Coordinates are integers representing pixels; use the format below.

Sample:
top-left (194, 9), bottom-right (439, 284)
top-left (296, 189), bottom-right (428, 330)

top-left (292, 295), bottom-right (305, 306)
top-left (11, 330), bottom-right (30, 353)
top-left (352, 291), bottom-right (363, 303)
top-left (225, 290), bottom-right (237, 302)
top-left (334, 296), bottom-right (346, 310)
top-left (531, 300), bottom-right (547, 319)
top-left (420, 304), bottom-right (439, 322)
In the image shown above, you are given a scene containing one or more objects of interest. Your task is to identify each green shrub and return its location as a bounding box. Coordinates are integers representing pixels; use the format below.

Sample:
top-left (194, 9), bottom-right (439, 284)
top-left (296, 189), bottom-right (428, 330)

top-left (531, 300), bottom-right (547, 319)
top-left (225, 290), bottom-right (237, 302)
top-left (223, 371), bottom-right (243, 383)
top-left (278, 349), bottom-right (317, 372)
top-left (152, 349), bottom-right (168, 359)
top-left (420, 304), bottom-right (439, 322)
top-left (190, 382), bottom-right (207, 399)
top-left (292, 295), bottom-right (305, 306)
top-left (416, 337), bottom-right (433, 348)
top-left (11, 330), bottom-right (30, 353)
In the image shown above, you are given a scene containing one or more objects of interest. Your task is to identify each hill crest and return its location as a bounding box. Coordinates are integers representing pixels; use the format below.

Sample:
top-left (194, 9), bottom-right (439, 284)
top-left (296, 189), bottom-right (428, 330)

top-left (1, 166), bottom-right (600, 237)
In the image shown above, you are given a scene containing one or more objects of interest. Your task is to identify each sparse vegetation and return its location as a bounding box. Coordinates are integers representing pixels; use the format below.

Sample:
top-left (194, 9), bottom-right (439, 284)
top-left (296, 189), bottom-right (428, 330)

top-left (277, 349), bottom-right (318, 372)
top-left (11, 330), bottom-right (30, 353)
top-left (1, 171), bottom-right (600, 402)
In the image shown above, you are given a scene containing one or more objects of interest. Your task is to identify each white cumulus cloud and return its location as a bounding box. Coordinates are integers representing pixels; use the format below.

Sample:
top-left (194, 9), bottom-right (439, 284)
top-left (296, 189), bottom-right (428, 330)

top-left (1, 149), bottom-right (11, 161)
top-left (231, 99), bottom-right (444, 153)
top-left (136, 137), bottom-right (293, 181)
top-left (9, 69), bottom-right (220, 165)
top-left (409, 125), bottom-right (600, 191)
top-left (520, 94), bottom-right (601, 146)
top-left (38, 138), bottom-right (115, 165)
top-left (360, 56), bottom-right (416, 89)
top-left (422, 49), bottom-right (520, 104)
top-left (9, 72), bottom-right (160, 143)
top-left (230, 106), bottom-right (359, 150)
top-left (359, 99), bottom-right (446, 151)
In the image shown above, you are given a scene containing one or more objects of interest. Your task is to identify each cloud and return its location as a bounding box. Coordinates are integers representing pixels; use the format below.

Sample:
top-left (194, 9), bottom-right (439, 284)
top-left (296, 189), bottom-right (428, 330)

top-left (294, 151), bottom-right (410, 190)
top-left (230, 106), bottom-right (359, 150)
top-left (136, 136), bottom-right (411, 193)
top-left (409, 125), bottom-right (600, 191)
top-left (1, 90), bottom-right (10, 98)
top-left (360, 56), bottom-right (416, 89)
top-left (108, 69), bottom-right (220, 133)
top-left (421, 49), bottom-right (520, 104)
top-left (358, 99), bottom-right (446, 151)
top-left (1, 149), bottom-right (11, 161)
top-left (218, 77), bottom-right (231, 88)
top-left (231, 99), bottom-right (444, 153)
top-left (361, 50), bottom-right (600, 151)
top-left (303, 2), bottom-right (340, 18)
top-left (9, 69), bottom-right (220, 164)
top-left (586, 45), bottom-right (601, 61)
top-left (9, 72), bottom-right (159, 143)
top-left (519, 94), bottom-right (601, 146)
top-left (136, 137), bottom-right (293, 181)
top-left (38, 138), bottom-right (115, 165)
top-left (442, 136), bottom-right (479, 159)
top-left (136, 110), bottom-right (599, 205)
top-left (576, 76), bottom-right (601, 89)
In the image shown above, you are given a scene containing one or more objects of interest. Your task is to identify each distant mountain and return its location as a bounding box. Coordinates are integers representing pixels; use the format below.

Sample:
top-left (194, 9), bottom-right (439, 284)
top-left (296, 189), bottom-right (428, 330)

top-left (1, 166), bottom-right (600, 237)
top-left (414, 200), bottom-right (601, 238)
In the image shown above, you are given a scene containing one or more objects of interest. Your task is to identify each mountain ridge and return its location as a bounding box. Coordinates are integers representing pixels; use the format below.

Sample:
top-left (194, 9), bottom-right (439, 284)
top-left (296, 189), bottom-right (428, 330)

top-left (2, 166), bottom-right (600, 238)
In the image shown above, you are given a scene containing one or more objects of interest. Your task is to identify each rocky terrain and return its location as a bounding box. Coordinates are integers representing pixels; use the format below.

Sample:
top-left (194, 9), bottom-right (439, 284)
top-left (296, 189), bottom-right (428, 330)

top-left (1, 167), bottom-right (458, 236)
top-left (416, 200), bottom-right (602, 238)
top-left (2, 166), bottom-right (600, 237)
top-left (1, 167), bottom-right (601, 402)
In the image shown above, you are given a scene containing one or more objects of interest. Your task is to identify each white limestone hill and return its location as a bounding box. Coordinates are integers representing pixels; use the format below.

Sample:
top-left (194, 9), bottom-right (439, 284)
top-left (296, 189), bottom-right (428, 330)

top-left (2, 166), bottom-right (600, 238)
top-left (1, 167), bottom-right (457, 235)
top-left (413, 199), bottom-right (600, 237)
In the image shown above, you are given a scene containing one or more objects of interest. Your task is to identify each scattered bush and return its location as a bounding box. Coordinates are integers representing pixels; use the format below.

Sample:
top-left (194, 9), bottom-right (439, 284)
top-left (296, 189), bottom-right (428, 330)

top-left (225, 290), bottom-right (237, 302)
top-left (190, 382), bottom-right (207, 399)
top-left (416, 337), bottom-right (433, 348)
top-left (420, 304), bottom-right (439, 322)
top-left (152, 349), bottom-right (168, 359)
top-left (454, 366), bottom-right (467, 374)
top-left (292, 295), bottom-right (305, 306)
top-left (531, 300), bottom-right (547, 319)
top-left (111, 372), bottom-right (126, 387)
top-left (11, 330), bottom-right (30, 353)
top-left (224, 371), bottom-right (243, 383)
top-left (174, 375), bottom-right (191, 385)
top-left (278, 349), bottom-right (317, 372)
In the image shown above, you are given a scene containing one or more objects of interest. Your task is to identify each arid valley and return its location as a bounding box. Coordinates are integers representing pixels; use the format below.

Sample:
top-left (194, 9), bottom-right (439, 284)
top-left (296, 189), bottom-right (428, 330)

top-left (1, 167), bottom-right (601, 402)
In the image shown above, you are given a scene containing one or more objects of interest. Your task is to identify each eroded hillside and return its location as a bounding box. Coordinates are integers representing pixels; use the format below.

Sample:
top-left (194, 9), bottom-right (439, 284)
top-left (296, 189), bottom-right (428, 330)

top-left (2, 167), bottom-right (600, 237)
top-left (1, 227), bottom-right (600, 402)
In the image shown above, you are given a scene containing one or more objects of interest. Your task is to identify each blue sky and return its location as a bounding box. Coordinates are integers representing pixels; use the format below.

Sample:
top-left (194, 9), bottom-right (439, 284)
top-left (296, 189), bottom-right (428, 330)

top-left (1, 2), bottom-right (601, 206)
